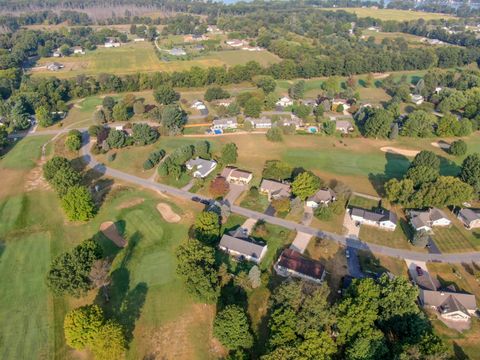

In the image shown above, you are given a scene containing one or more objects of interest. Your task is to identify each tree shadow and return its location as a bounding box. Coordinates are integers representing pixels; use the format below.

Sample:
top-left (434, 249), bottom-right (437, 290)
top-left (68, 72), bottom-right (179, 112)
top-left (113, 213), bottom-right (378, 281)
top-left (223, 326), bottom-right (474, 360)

top-left (95, 231), bottom-right (149, 344)
top-left (439, 155), bottom-right (460, 177)
top-left (368, 152), bottom-right (410, 196)
top-left (0, 240), bottom-right (4, 260)
top-left (453, 342), bottom-right (470, 360)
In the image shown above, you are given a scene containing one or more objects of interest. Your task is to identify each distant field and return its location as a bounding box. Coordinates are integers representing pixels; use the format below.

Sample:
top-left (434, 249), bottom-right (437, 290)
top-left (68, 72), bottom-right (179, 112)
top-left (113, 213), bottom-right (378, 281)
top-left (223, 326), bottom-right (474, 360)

top-left (31, 42), bottom-right (281, 79)
top-left (333, 7), bottom-right (456, 21)
top-left (362, 30), bottom-right (427, 46)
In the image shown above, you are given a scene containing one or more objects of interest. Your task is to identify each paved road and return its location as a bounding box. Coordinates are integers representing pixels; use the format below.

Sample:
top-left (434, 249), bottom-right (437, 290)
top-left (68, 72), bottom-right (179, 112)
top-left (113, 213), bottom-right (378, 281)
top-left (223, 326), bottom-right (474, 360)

top-left (30, 132), bottom-right (475, 265)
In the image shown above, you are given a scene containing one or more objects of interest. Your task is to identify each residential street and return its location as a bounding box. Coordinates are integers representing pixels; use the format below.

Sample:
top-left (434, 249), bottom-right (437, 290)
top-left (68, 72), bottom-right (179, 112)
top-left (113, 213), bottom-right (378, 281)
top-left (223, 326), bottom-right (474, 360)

top-left (70, 132), bottom-right (480, 264)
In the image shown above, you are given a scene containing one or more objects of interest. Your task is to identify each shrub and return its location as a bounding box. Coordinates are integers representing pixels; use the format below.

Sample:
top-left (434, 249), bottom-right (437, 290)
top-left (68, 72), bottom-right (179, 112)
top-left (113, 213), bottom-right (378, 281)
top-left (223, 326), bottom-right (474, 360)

top-left (266, 127), bottom-right (283, 142)
top-left (450, 139), bottom-right (467, 156)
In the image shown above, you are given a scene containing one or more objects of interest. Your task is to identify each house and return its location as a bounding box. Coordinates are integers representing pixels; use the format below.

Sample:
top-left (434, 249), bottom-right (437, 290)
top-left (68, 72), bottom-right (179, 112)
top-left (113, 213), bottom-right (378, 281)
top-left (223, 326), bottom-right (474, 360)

top-left (278, 114), bottom-right (303, 129)
top-left (458, 208), bottom-right (480, 229)
top-left (332, 99), bottom-right (350, 112)
top-left (105, 39), bottom-right (121, 48)
top-left (46, 62), bottom-right (64, 71)
top-left (218, 234), bottom-right (267, 264)
top-left (419, 289), bottom-right (476, 322)
top-left (306, 188), bottom-right (336, 208)
top-left (275, 249), bottom-right (326, 283)
top-left (260, 179), bottom-right (291, 201)
top-left (221, 167), bottom-right (253, 185)
top-left (409, 208), bottom-right (451, 232)
top-left (212, 118), bottom-right (237, 130)
top-left (207, 25), bottom-right (220, 33)
top-left (336, 120), bottom-right (354, 134)
top-left (185, 158), bottom-right (217, 178)
top-left (276, 96), bottom-right (294, 108)
top-left (73, 46), bottom-right (85, 55)
top-left (52, 49), bottom-right (61, 57)
top-left (191, 100), bottom-right (207, 111)
top-left (184, 34), bottom-right (208, 42)
top-left (350, 208), bottom-right (397, 231)
top-left (168, 47), bottom-right (187, 56)
top-left (410, 94), bottom-right (424, 105)
top-left (246, 117), bottom-right (272, 129)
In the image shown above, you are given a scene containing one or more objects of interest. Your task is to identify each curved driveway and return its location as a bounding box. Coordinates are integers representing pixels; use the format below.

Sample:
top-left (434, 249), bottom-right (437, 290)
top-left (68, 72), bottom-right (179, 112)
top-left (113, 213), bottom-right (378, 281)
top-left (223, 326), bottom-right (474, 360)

top-left (75, 134), bottom-right (480, 264)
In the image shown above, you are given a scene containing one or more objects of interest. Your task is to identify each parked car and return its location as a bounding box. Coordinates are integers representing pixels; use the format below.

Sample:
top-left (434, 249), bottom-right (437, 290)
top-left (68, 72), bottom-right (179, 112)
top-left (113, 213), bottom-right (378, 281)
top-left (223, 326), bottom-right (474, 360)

top-left (345, 249), bottom-right (350, 259)
top-left (416, 266), bottom-right (423, 276)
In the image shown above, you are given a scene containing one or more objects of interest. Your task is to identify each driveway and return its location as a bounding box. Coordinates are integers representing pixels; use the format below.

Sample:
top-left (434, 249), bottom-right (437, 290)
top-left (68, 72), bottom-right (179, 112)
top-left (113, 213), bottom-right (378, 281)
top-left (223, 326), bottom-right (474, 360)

top-left (405, 259), bottom-right (439, 290)
top-left (301, 206), bottom-right (314, 226)
top-left (343, 210), bottom-right (360, 238)
top-left (346, 247), bottom-right (365, 278)
top-left (290, 232), bottom-right (312, 254)
top-left (224, 183), bottom-right (246, 206)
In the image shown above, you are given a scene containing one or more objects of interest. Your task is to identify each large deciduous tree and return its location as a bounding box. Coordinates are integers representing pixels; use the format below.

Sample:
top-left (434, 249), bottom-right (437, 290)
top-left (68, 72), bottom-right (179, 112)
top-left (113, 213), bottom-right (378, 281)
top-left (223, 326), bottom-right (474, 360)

top-left (213, 305), bottom-right (254, 351)
top-left (221, 142), bottom-right (238, 165)
top-left (153, 85), bottom-right (180, 105)
top-left (194, 211), bottom-right (221, 245)
top-left (292, 172), bottom-right (322, 200)
top-left (461, 153), bottom-right (480, 194)
top-left (61, 185), bottom-right (96, 221)
top-left (132, 123), bottom-right (158, 145)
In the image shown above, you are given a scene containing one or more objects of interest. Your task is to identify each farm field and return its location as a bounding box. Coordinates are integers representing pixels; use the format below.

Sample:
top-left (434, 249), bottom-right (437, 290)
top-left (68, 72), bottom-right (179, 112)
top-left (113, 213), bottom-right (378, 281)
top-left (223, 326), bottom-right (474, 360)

top-left (31, 41), bottom-right (280, 79)
top-left (0, 135), bottom-right (223, 359)
top-left (333, 7), bottom-right (456, 21)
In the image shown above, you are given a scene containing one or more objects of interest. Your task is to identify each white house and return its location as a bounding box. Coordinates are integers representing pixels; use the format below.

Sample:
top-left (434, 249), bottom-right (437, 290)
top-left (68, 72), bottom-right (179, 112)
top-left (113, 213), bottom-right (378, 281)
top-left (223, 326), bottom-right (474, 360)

top-left (220, 166), bottom-right (253, 185)
top-left (191, 100), bottom-right (207, 110)
top-left (226, 39), bottom-right (247, 47)
top-left (419, 289), bottom-right (477, 322)
top-left (73, 46), bottom-right (85, 55)
top-left (306, 188), bottom-right (336, 208)
top-left (52, 49), bottom-right (62, 57)
top-left (409, 208), bottom-right (451, 233)
top-left (350, 208), bottom-right (397, 231)
top-left (276, 96), bottom-right (293, 108)
top-left (133, 38), bottom-right (145, 42)
top-left (168, 48), bottom-right (187, 56)
top-left (105, 40), bottom-right (121, 48)
top-left (410, 94), bottom-right (424, 105)
top-left (212, 118), bottom-right (237, 130)
top-left (246, 117), bottom-right (272, 129)
top-left (218, 235), bottom-right (267, 264)
top-left (185, 158), bottom-right (217, 178)
top-left (458, 208), bottom-right (480, 230)
top-left (275, 249), bottom-right (326, 284)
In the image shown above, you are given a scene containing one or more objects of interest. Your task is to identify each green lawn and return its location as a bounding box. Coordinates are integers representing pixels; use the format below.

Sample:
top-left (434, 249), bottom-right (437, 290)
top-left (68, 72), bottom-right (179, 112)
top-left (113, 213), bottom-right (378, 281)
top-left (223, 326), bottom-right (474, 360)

top-left (348, 195), bottom-right (380, 211)
top-left (251, 223), bottom-right (295, 270)
top-left (432, 225), bottom-right (480, 253)
top-left (358, 221), bottom-right (422, 252)
top-left (238, 190), bottom-right (270, 213)
top-left (0, 135), bottom-right (51, 170)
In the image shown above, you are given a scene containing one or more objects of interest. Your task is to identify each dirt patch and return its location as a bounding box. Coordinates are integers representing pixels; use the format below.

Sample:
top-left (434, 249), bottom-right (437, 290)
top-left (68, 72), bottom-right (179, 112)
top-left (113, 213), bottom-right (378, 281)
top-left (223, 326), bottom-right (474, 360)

top-left (380, 146), bottom-right (419, 157)
top-left (431, 140), bottom-right (450, 150)
top-left (116, 197), bottom-right (144, 210)
top-left (24, 159), bottom-right (50, 192)
top-left (141, 304), bottom-right (226, 360)
top-left (156, 203), bottom-right (181, 223)
top-left (100, 221), bottom-right (127, 247)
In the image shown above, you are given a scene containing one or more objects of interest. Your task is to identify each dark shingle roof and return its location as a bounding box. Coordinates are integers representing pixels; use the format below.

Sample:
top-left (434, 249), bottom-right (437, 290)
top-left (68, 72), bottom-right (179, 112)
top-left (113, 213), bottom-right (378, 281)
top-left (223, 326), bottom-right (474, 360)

top-left (219, 235), bottom-right (266, 260)
top-left (276, 249), bottom-right (325, 280)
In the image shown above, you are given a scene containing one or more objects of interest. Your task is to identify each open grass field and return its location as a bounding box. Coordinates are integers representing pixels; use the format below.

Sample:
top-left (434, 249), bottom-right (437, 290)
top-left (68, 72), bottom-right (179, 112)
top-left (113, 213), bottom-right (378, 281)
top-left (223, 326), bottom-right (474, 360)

top-left (31, 41), bottom-right (280, 79)
top-left (333, 7), bottom-right (456, 21)
top-left (348, 194), bottom-right (380, 210)
top-left (432, 213), bottom-right (480, 253)
top-left (358, 222), bottom-right (423, 252)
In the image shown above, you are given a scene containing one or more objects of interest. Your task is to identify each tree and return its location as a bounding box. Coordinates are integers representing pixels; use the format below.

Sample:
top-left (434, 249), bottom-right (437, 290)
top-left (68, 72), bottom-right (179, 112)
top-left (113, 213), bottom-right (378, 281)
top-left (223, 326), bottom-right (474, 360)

top-left (322, 76), bottom-right (341, 96)
top-left (132, 123), bottom-right (158, 145)
top-left (412, 176), bottom-right (474, 208)
top-left (93, 109), bottom-right (106, 124)
top-left (47, 238), bottom-right (102, 297)
top-left (36, 106), bottom-right (53, 127)
top-left (210, 177), bottom-right (230, 198)
top-left (412, 230), bottom-right (429, 247)
top-left (221, 143), bottom-right (238, 165)
top-left (244, 97), bottom-right (262, 118)
top-left (293, 104), bottom-right (311, 120)
top-left (412, 150), bottom-right (440, 170)
top-left (384, 178), bottom-right (415, 205)
top-left (90, 320), bottom-right (126, 360)
top-left (204, 86), bottom-right (230, 101)
top-left (266, 127), bottom-right (283, 142)
top-left (133, 101), bottom-right (145, 115)
top-left (292, 172), bottom-right (322, 200)
top-left (161, 105), bottom-right (187, 135)
top-left (176, 239), bottom-right (220, 303)
top-left (406, 165), bottom-right (439, 187)
top-left (43, 156), bottom-right (71, 182)
top-left (213, 305), bottom-right (254, 351)
top-left (255, 76), bottom-right (276, 94)
top-left (314, 105), bottom-right (324, 121)
top-left (194, 140), bottom-right (210, 159)
top-left (363, 109), bottom-right (394, 138)
top-left (61, 185), bottom-right (96, 221)
top-left (51, 167), bottom-right (82, 197)
top-left (64, 305), bottom-right (104, 349)
top-left (461, 153), bottom-right (480, 194)
top-left (262, 160), bottom-right (293, 181)
top-left (322, 121), bottom-right (336, 135)
top-left (289, 80), bottom-right (306, 99)
top-left (450, 139), bottom-right (467, 156)
top-left (112, 102), bottom-right (129, 121)
top-left (102, 96), bottom-right (116, 110)
top-left (271, 197), bottom-right (290, 213)
top-left (65, 130), bottom-right (82, 151)
top-left (154, 85), bottom-right (180, 105)
top-left (194, 211), bottom-right (221, 244)
top-left (107, 129), bottom-right (128, 148)
top-left (389, 123), bottom-right (399, 140)
top-left (0, 126), bottom-right (7, 148)
top-left (297, 330), bottom-right (337, 360)
top-left (436, 113), bottom-right (458, 137)
top-left (11, 102), bottom-right (30, 130)
top-left (401, 110), bottom-right (436, 137)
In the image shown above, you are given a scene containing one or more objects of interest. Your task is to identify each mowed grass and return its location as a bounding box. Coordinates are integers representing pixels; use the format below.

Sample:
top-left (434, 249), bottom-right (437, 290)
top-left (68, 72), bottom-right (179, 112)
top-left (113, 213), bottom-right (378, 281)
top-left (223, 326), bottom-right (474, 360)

top-left (32, 41), bottom-right (280, 79)
top-left (333, 7), bottom-right (456, 21)
top-left (432, 222), bottom-right (480, 253)
top-left (358, 222), bottom-right (423, 252)
top-left (0, 135), bottom-right (51, 170)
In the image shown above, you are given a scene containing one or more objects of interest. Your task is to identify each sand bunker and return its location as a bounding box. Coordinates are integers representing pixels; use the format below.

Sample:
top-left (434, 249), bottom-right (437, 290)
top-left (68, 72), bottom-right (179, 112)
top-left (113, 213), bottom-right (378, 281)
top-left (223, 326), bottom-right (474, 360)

top-left (380, 146), bottom-right (419, 157)
top-left (116, 197), bottom-right (144, 210)
top-left (156, 203), bottom-right (181, 223)
top-left (100, 221), bottom-right (127, 247)
top-left (431, 141), bottom-right (450, 150)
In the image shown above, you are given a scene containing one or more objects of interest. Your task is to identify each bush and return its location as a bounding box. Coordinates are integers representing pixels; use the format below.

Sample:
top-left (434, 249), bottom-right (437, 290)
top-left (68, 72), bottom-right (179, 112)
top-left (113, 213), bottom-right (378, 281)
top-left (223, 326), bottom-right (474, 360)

top-left (107, 153), bottom-right (116, 162)
top-left (143, 159), bottom-right (154, 170)
top-left (61, 186), bottom-right (96, 221)
top-left (266, 127), bottom-right (283, 142)
top-left (213, 305), bottom-right (253, 351)
top-left (450, 139), bottom-right (467, 156)
top-left (65, 130), bottom-right (82, 151)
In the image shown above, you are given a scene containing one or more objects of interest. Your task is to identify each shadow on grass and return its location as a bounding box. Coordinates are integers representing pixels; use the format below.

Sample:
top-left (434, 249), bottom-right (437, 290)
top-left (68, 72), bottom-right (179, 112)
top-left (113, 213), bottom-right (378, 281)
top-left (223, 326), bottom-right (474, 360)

top-left (368, 152), bottom-right (410, 196)
top-left (453, 342), bottom-right (470, 360)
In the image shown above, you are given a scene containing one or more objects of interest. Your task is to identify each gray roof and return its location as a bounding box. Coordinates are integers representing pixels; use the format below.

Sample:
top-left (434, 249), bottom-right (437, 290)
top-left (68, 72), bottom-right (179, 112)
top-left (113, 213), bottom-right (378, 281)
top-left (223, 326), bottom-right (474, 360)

top-left (260, 179), bottom-right (291, 198)
top-left (419, 289), bottom-right (476, 312)
top-left (409, 208), bottom-right (449, 229)
top-left (336, 120), bottom-right (353, 130)
top-left (458, 208), bottom-right (480, 224)
top-left (213, 118), bottom-right (237, 126)
top-left (351, 208), bottom-right (397, 224)
top-left (185, 157), bottom-right (217, 177)
top-left (246, 117), bottom-right (271, 125)
top-left (219, 234), bottom-right (266, 260)
top-left (307, 188), bottom-right (336, 203)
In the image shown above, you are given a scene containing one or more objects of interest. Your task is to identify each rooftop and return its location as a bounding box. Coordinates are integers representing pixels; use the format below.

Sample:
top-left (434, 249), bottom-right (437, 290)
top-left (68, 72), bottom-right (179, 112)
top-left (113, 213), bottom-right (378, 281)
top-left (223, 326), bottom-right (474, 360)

top-left (276, 249), bottom-right (325, 280)
top-left (219, 235), bottom-right (266, 260)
